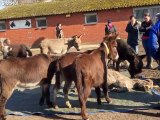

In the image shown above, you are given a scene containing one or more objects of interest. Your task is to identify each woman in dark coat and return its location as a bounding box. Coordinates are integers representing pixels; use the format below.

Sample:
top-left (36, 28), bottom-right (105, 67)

top-left (126, 15), bottom-right (141, 54)
top-left (56, 23), bottom-right (64, 38)
top-left (139, 13), bottom-right (153, 69)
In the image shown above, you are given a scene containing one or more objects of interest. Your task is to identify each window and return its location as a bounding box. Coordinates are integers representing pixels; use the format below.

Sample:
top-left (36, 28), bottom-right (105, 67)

top-left (134, 6), bottom-right (160, 23)
top-left (85, 13), bottom-right (98, 24)
top-left (36, 17), bottom-right (47, 28)
top-left (0, 21), bottom-right (6, 31)
top-left (134, 9), bottom-right (148, 21)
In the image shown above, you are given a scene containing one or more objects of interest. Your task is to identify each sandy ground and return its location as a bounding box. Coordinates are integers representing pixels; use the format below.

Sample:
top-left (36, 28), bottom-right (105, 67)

top-left (6, 109), bottom-right (160, 120)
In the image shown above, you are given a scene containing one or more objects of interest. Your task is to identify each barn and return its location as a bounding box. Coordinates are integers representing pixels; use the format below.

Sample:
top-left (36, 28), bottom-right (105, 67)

top-left (0, 0), bottom-right (159, 47)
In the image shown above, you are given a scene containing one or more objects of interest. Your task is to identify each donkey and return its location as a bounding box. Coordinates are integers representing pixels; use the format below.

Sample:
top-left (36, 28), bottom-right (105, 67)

top-left (115, 39), bottom-right (145, 78)
top-left (6, 44), bottom-right (32, 58)
top-left (40, 35), bottom-right (82, 54)
top-left (72, 39), bottom-right (119, 120)
top-left (53, 52), bottom-right (152, 110)
top-left (0, 54), bottom-right (58, 120)
top-left (0, 39), bottom-right (32, 59)
top-left (53, 34), bottom-right (119, 120)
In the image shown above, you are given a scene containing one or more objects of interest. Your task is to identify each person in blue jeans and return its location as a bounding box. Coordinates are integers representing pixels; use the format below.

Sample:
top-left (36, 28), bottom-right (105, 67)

top-left (140, 13), bottom-right (153, 69)
top-left (148, 13), bottom-right (160, 69)
top-left (126, 15), bottom-right (141, 54)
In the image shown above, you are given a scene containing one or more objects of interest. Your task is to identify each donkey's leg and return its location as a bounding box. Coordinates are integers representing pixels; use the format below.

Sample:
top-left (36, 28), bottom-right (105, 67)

top-left (53, 71), bottom-right (62, 109)
top-left (45, 83), bottom-right (52, 107)
top-left (81, 85), bottom-right (91, 120)
top-left (76, 78), bottom-right (91, 120)
top-left (95, 87), bottom-right (101, 105)
top-left (102, 83), bottom-right (111, 103)
top-left (63, 81), bottom-right (72, 108)
top-left (115, 60), bottom-right (121, 71)
top-left (41, 47), bottom-right (48, 54)
top-left (0, 79), bottom-right (17, 120)
top-left (0, 96), bottom-right (7, 120)
top-left (39, 85), bottom-right (45, 106)
top-left (39, 80), bottom-right (52, 107)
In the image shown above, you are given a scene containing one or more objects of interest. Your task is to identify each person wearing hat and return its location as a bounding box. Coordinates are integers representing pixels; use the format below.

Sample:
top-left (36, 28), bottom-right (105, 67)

top-left (139, 13), bottom-right (153, 69)
top-left (125, 15), bottom-right (141, 54)
top-left (148, 13), bottom-right (160, 69)
top-left (105, 19), bottom-right (117, 35)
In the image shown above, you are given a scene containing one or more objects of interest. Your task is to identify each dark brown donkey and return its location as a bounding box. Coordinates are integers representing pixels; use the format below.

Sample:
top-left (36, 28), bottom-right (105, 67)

top-left (53, 52), bottom-right (82, 108)
top-left (53, 34), bottom-right (119, 120)
top-left (0, 39), bottom-right (32, 59)
top-left (0, 54), bottom-right (58, 120)
top-left (6, 44), bottom-right (32, 58)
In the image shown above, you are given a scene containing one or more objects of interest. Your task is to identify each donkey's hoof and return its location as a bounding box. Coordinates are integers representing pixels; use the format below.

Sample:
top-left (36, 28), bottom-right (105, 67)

top-left (53, 105), bottom-right (59, 109)
top-left (97, 101), bottom-right (102, 105)
top-left (47, 104), bottom-right (53, 108)
top-left (106, 98), bottom-right (112, 104)
top-left (47, 102), bottom-right (53, 108)
top-left (0, 115), bottom-right (6, 120)
top-left (39, 101), bottom-right (44, 106)
top-left (66, 101), bottom-right (72, 108)
top-left (82, 117), bottom-right (89, 120)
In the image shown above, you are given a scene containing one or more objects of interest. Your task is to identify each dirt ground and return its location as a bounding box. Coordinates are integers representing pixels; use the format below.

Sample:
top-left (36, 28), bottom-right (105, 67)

top-left (6, 109), bottom-right (160, 120)
top-left (4, 44), bottom-right (160, 120)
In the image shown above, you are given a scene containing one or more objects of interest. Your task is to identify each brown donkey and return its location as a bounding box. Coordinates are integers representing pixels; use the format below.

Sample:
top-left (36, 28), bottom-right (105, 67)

top-left (53, 34), bottom-right (119, 120)
top-left (0, 39), bottom-right (32, 59)
top-left (0, 54), bottom-right (58, 120)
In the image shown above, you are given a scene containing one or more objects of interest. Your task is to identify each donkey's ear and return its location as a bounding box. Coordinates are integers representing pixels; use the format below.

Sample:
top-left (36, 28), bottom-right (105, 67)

top-left (113, 32), bottom-right (119, 39)
top-left (139, 54), bottom-right (146, 59)
top-left (8, 46), bottom-right (13, 51)
top-left (78, 35), bottom-right (82, 38)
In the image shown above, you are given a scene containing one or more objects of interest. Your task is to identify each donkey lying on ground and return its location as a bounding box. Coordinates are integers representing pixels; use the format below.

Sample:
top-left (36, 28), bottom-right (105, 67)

top-left (54, 34), bottom-right (119, 120)
top-left (114, 39), bottom-right (145, 78)
top-left (0, 54), bottom-right (58, 120)
top-left (40, 35), bottom-right (81, 54)
top-left (108, 69), bottom-right (153, 92)
top-left (0, 39), bottom-right (32, 59)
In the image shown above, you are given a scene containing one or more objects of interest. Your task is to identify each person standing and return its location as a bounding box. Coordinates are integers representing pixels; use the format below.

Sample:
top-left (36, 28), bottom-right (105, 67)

top-left (139, 13), bottom-right (153, 69)
top-left (148, 13), bottom-right (160, 69)
top-left (126, 15), bottom-right (141, 54)
top-left (105, 19), bottom-right (117, 35)
top-left (56, 23), bottom-right (64, 38)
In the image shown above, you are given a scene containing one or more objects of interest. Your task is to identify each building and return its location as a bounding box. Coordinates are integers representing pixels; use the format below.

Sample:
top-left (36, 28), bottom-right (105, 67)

top-left (0, 0), bottom-right (159, 47)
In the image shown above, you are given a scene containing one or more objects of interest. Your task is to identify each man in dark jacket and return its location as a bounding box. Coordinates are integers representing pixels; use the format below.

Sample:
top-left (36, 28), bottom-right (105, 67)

top-left (149, 13), bottom-right (160, 67)
top-left (126, 15), bottom-right (141, 54)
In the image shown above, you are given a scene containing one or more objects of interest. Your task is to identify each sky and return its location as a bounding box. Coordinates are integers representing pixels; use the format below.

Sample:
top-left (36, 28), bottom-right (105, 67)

top-left (0, 5), bottom-right (5, 10)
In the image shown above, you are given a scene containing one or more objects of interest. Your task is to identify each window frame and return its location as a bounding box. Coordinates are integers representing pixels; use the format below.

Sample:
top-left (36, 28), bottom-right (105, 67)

top-left (84, 13), bottom-right (98, 25)
top-left (35, 17), bottom-right (47, 28)
top-left (133, 5), bottom-right (160, 22)
top-left (0, 21), bottom-right (6, 31)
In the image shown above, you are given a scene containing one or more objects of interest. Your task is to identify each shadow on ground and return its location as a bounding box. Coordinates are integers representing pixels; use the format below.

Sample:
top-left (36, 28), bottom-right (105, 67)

top-left (6, 84), bottom-right (160, 117)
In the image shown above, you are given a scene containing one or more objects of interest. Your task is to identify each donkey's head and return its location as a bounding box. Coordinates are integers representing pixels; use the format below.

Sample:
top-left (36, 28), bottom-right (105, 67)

top-left (103, 32), bottom-right (119, 61)
top-left (128, 54), bottom-right (146, 78)
top-left (67, 35), bottom-right (82, 51)
top-left (0, 39), bottom-right (12, 59)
